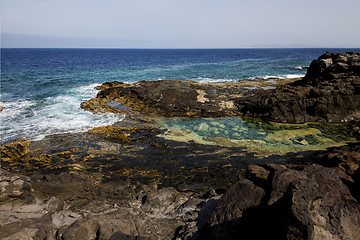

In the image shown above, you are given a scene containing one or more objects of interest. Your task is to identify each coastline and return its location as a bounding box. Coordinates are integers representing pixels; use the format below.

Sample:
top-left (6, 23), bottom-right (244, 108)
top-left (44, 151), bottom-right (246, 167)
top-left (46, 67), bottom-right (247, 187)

top-left (1, 51), bottom-right (360, 239)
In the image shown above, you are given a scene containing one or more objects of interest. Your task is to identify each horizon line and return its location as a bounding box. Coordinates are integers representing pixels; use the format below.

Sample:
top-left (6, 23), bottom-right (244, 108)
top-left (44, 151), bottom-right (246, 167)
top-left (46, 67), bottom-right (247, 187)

top-left (2, 47), bottom-right (360, 50)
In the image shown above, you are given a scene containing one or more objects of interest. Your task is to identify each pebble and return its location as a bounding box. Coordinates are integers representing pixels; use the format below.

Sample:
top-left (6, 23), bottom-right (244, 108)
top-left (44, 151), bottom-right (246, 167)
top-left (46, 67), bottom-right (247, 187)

top-left (209, 127), bottom-right (218, 132)
top-left (198, 123), bottom-right (209, 131)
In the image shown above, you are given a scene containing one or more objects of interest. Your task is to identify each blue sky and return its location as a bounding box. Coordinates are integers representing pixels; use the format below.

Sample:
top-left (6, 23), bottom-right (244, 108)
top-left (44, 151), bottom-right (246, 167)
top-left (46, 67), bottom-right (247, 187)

top-left (1, 0), bottom-right (360, 48)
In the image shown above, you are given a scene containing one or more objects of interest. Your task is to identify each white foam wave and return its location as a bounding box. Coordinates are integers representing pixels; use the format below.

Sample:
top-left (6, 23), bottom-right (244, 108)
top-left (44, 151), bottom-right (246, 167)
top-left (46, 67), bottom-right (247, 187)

top-left (193, 77), bottom-right (236, 83)
top-left (252, 74), bottom-right (305, 80)
top-left (0, 83), bottom-right (123, 144)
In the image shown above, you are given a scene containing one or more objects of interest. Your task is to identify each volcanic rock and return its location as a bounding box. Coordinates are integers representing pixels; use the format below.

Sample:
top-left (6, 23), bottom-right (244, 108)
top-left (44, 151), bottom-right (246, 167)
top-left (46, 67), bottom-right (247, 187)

top-left (198, 164), bottom-right (360, 240)
top-left (235, 52), bottom-right (360, 123)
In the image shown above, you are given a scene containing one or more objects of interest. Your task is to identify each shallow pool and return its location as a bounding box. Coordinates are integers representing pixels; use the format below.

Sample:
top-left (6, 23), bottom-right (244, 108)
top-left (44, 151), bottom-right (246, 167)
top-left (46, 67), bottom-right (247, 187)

top-left (161, 117), bottom-right (357, 155)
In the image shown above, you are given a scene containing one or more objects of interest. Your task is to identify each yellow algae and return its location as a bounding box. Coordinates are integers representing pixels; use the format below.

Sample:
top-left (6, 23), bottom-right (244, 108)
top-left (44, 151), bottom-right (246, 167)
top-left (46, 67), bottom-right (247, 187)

top-left (111, 167), bottom-right (162, 178)
top-left (1, 139), bottom-right (31, 162)
top-left (159, 126), bottom-right (216, 145)
top-left (160, 118), bottom-right (357, 157)
top-left (190, 167), bottom-right (208, 173)
top-left (221, 164), bottom-right (232, 168)
top-left (88, 125), bottom-right (134, 143)
top-left (264, 128), bottom-right (322, 144)
top-left (69, 163), bottom-right (87, 171)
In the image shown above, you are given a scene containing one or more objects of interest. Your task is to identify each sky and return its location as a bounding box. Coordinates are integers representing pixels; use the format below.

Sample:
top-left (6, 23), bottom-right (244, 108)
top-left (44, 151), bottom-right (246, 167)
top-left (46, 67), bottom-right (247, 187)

top-left (1, 0), bottom-right (360, 48)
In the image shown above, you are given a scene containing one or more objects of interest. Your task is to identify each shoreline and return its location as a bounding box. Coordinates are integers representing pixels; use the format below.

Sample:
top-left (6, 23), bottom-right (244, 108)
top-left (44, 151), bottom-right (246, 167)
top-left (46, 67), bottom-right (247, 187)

top-left (1, 52), bottom-right (360, 239)
top-left (0, 76), bottom-right (302, 145)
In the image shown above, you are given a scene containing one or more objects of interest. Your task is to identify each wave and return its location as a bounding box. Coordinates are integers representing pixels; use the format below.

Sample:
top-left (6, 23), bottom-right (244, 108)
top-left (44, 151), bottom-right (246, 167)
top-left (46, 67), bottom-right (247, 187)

top-left (192, 77), bottom-right (237, 83)
top-left (252, 74), bottom-right (305, 80)
top-left (0, 83), bottom-right (123, 144)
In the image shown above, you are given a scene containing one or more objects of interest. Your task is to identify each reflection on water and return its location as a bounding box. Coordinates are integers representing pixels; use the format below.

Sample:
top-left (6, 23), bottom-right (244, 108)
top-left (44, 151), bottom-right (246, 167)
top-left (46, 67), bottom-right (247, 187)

top-left (161, 117), bottom-right (357, 156)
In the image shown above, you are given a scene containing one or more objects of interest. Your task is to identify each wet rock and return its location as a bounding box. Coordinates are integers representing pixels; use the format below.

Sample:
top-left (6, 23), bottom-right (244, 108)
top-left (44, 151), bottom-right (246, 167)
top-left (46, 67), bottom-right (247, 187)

top-left (0, 138), bottom-right (31, 162)
top-left (198, 123), bottom-right (209, 131)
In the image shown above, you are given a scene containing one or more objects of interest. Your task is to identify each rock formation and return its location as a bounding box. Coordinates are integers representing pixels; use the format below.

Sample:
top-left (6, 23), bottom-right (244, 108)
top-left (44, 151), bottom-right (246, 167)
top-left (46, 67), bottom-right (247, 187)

top-left (196, 163), bottom-right (360, 240)
top-left (81, 78), bottom-right (298, 118)
top-left (235, 52), bottom-right (360, 123)
top-left (0, 168), bottom-right (220, 240)
top-left (1, 52), bottom-right (360, 240)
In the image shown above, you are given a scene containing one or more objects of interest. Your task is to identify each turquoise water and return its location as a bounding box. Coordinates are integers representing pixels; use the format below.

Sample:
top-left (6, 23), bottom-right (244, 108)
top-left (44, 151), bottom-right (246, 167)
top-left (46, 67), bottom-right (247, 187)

top-left (162, 117), bottom-right (356, 154)
top-left (1, 48), bottom-right (359, 143)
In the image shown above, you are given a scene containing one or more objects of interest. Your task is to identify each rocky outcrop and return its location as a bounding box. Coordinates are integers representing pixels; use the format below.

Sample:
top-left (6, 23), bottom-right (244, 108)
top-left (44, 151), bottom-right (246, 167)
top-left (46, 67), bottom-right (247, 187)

top-left (81, 79), bottom-right (297, 118)
top-left (0, 168), bottom-right (220, 240)
top-left (81, 80), bottom-right (242, 117)
top-left (81, 52), bottom-right (360, 123)
top-left (304, 52), bottom-right (360, 80)
top-left (235, 52), bottom-right (360, 123)
top-left (197, 163), bottom-right (360, 240)
top-left (3, 160), bottom-right (360, 240)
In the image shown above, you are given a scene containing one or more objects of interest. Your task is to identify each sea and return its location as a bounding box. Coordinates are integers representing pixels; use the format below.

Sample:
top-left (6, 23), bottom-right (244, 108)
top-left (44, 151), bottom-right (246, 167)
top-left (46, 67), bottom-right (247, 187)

top-left (1, 48), bottom-right (359, 144)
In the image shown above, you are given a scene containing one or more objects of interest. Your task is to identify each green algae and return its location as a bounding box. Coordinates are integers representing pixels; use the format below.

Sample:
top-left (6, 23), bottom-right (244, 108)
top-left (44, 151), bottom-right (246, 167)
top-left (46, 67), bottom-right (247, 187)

top-left (160, 117), bottom-right (357, 156)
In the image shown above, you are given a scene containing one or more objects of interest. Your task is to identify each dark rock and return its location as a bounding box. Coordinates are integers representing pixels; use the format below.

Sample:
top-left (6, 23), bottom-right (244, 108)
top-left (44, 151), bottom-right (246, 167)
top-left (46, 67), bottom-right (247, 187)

top-left (0, 168), bottom-right (33, 203)
top-left (245, 165), bottom-right (270, 188)
top-left (82, 80), bottom-right (242, 117)
top-left (203, 179), bottom-right (266, 239)
top-left (60, 218), bottom-right (101, 240)
top-left (200, 164), bottom-right (360, 240)
top-left (81, 52), bottom-right (360, 123)
top-left (235, 52), bottom-right (360, 123)
top-left (109, 231), bottom-right (150, 240)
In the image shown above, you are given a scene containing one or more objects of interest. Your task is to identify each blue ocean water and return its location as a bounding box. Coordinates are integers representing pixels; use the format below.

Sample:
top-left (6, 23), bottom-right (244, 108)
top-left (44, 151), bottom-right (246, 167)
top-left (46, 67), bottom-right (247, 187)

top-left (1, 48), bottom-right (359, 144)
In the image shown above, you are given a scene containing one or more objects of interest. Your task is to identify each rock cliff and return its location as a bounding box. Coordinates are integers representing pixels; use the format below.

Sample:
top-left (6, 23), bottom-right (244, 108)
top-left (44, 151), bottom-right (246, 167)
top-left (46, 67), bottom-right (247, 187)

top-left (235, 52), bottom-right (360, 123)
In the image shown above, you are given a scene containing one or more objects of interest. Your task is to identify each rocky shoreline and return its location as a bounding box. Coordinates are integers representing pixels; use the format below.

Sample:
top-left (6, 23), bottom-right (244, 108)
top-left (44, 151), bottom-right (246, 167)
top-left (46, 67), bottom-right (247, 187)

top-left (1, 52), bottom-right (360, 239)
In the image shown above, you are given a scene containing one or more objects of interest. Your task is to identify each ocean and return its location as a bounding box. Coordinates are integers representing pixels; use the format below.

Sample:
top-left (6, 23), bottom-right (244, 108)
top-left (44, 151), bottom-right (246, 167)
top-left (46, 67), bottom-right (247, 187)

top-left (1, 48), bottom-right (359, 144)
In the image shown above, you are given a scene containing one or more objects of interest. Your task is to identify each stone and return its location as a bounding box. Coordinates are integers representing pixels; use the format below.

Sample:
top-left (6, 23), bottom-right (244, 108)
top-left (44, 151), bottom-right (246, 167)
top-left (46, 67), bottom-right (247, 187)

top-left (201, 179), bottom-right (266, 239)
top-left (245, 165), bottom-right (270, 188)
top-left (198, 123), bottom-right (209, 131)
top-left (1, 139), bottom-right (30, 162)
top-left (60, 218), bottom-right (101, 240)
top-left (235, 52), bottom-right (360, 123)
top-left (199, 164), bottom-right (360, 240)
top-left (232, 132), bottom-right (240, 137)
top-left (81, 80), bottom-right (247, 118)
top-left (208, 127), bottom-right (218, 132)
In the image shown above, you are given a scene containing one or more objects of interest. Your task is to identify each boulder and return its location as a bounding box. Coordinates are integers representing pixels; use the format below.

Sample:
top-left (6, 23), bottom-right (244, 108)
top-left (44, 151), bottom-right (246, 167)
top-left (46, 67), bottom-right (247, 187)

top-left (199, 164), bottom-right (360, 240)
